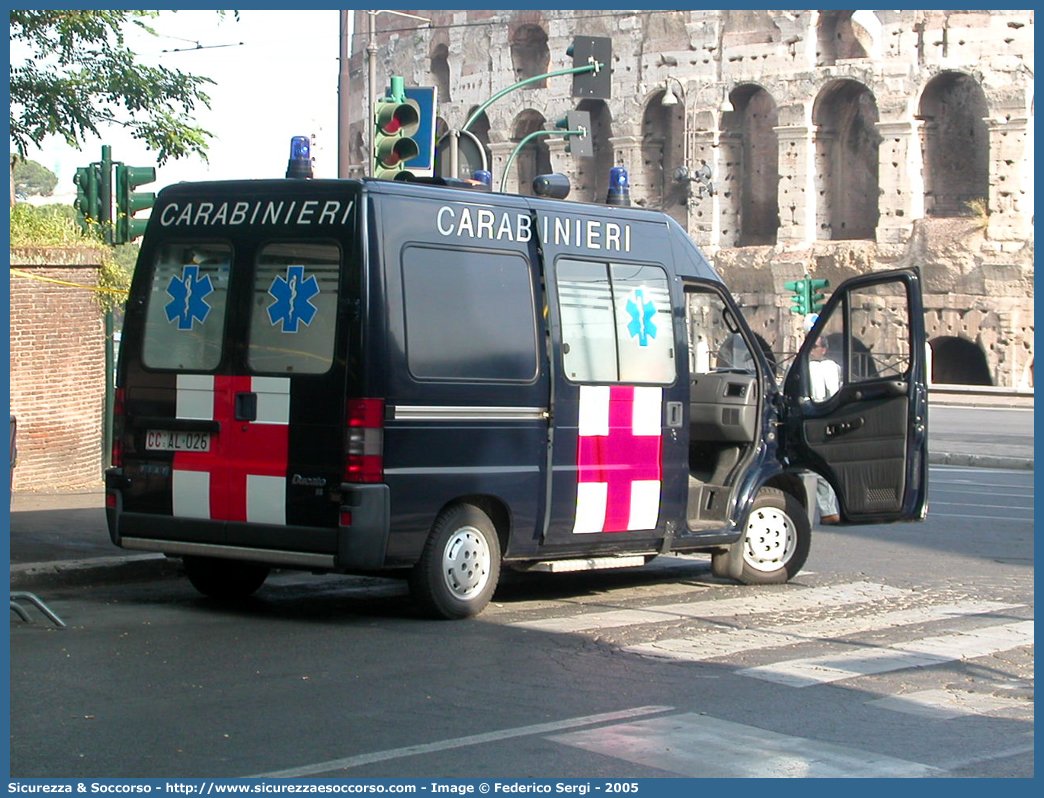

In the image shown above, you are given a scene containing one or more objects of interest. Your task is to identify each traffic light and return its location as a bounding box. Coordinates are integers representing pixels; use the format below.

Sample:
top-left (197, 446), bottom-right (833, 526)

top-left (569, 36), bottom-right (612, 99)
top-left (555, 110), bottom-right (593, 158)
top-left (73, 166), bottom-right (100, 232)
top-left (808, 278), bottom-right (829, 313)
top-left (115, 164), bottom-right (156, 243)
top-left (374, 76), bottom-right (421, 179)
top-left (403, 86), bottom-right (438, 178)
top-left (785, 278), bottom-right (810, 315)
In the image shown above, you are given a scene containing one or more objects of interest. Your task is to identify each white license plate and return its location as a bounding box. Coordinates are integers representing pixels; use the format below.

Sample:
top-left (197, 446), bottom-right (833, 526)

top-left (145, 429), bottom-right (211, 452)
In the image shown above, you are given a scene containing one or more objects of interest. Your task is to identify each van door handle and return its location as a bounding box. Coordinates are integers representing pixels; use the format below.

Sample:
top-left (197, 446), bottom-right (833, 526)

top-left (666, 401), bottom-right (684, 428)
top-left (825, 416), bottom-right (864, 438)
top-left (235, 392), bottom-right (258, 421)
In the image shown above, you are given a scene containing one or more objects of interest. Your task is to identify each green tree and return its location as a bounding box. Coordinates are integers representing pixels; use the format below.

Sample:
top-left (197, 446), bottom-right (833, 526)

top-left (12, 158), bottom-right (59, 199)
top-left (9, 10), bottom-right (230, 166)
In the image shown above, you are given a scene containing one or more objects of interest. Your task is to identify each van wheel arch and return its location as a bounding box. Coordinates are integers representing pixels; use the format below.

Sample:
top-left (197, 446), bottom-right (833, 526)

top-left (438, 494), bottom-right (511, 556)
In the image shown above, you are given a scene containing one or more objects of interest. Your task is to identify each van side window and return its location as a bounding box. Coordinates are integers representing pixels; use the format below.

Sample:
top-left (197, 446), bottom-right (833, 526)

top-left (142, 242), bottom-right (231, 371)
top-left (686, 287), bottom-right (757, 375)
top-left (248, 242), bottom-right (340, 374)
top-left (557, 259), bottom-right (674, 385)
top-left (810, 281), bottom-right (912, 389)
top-left (401, 246), bottom-right (539, 382)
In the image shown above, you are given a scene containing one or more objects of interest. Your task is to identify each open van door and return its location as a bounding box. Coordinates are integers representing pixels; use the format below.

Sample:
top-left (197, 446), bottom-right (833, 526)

top-left (783, 267), bottom-right (928, 523)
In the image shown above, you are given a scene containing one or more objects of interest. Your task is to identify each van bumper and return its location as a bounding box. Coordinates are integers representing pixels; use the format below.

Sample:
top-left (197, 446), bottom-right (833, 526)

top-left (105, 471), bottom-right (393, 573)
top-left (337, 483), bottom-right (391, 570)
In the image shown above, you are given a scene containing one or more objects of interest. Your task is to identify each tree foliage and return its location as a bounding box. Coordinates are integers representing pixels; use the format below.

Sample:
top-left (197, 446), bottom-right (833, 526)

top-left (12, 158), bottom-right (59, 199)
top-left (10, 10), bottom-right (230, 165)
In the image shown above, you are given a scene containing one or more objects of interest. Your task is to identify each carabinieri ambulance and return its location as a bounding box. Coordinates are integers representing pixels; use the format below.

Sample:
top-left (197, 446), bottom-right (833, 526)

top-left (106, 171), bottom-right (928, 618)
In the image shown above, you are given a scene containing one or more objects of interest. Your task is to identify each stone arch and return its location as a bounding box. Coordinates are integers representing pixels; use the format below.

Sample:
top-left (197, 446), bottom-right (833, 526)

top-left (576, 98), bottom-right (613, 203)
top-left (929, 336), bottom-right (992, 385)
top-left (816, 10), bottom-right (871, 66)
top-left (430, 43), bottom-right (451, 103)
top-left (639, 89), bottom-right (687, 226)
top-left (813, 79), bottom-right (881, 240)
top-left (511, 110), bottom-right (552, 195)
top-left (721, 83), bottom-right (780, 247)
top-left (918, 71), bottom-right (990, 218)
top-left (510, 24), bottom-right (549, 87)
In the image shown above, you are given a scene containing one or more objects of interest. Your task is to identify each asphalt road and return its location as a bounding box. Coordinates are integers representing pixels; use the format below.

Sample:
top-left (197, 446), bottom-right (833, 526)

top-left (9, 466), bottom-right (1033, 780)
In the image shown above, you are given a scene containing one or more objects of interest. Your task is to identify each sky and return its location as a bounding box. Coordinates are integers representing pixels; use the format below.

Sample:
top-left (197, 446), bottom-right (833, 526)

top-left (14, 10), bottom-right (345, 201)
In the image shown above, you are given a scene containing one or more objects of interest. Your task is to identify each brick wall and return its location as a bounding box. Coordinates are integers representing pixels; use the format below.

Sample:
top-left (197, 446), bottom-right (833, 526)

top-left (10, 248), bottom-right (108, 490)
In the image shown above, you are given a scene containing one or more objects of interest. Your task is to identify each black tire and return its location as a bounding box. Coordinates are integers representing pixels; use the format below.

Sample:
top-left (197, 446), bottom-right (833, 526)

top-left (729, 487), bottom-right (810, 585)
top-left (183, 556), bottom-right (270, 600)
top-left (409, 504), bottom-right (502, 619)
top-left (710, 550), bottom-right (731, 579)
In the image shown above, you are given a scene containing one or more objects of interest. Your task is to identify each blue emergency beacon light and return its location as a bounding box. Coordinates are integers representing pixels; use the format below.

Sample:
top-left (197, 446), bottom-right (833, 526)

top-left (286, 136), bottom-right (313, 179)
top-left (606, 166), bottom-right (630, 206)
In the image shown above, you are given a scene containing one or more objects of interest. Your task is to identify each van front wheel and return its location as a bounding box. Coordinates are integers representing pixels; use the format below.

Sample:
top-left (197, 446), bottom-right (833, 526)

top-left (726, 487), bottom-right (810, 585)
top-left (410, 504), bottom-right (501, 619)
top-left (183, 556), bottom-right (270, 600)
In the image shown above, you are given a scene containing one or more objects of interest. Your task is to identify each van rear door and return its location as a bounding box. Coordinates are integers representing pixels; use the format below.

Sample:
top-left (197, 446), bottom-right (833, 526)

top-left (115, 183), bottom-right (357, 556)
top-left (783, 267), bottom-right (928, 523)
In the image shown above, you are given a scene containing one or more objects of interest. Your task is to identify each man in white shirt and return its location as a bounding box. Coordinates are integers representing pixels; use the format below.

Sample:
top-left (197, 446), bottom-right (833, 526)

top-left (808, 336), bottom-right (841, 523)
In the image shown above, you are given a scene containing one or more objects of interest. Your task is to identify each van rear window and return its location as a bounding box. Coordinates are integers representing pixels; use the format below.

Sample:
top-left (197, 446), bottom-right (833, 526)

top-left (247, 242), bottom-right (341, 374)
top-left (142, 242), bottom-right (231, 371)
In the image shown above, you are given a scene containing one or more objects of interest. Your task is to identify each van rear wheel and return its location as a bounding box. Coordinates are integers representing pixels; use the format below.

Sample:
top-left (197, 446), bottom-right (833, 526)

top-left (724, 487), bottom-right (810, 585)
top-left (410, 504), bottom-right (501, 619)
top-left (183, 556), bottom-right (270, 600)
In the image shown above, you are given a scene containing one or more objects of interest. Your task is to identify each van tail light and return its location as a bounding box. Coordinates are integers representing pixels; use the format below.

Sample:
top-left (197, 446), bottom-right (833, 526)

top-left (344, 398), bottom-right (384, 483)
top-left (111, 388), bottom-right (126, 468)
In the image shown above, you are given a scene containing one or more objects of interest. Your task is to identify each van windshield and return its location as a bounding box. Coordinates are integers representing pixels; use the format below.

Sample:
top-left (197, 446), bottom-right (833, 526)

top-left (142, 242), bottom-right (231, 371)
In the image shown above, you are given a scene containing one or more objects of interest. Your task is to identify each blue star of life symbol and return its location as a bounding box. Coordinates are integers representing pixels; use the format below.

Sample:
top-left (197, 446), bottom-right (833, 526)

top-left (626, 288), bottom-right (658, 347)
top-left (165, 265), bottom-right (214, 330)
top-left (267, 265), bottom-right (320, 333)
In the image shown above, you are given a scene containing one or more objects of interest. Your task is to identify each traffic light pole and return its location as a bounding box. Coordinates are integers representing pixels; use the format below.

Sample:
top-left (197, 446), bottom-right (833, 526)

top-left (499, 128), bottom-right (582, 193)
top-left (461, 62), bottom-right (603, 134)
top-left (438, 60), bottom-right (602, 183)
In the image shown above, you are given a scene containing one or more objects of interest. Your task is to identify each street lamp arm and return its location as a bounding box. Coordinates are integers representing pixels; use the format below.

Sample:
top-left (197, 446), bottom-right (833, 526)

top-left (500, 129), bottom-right (580, 193)
top-left (463, 63), bottom-right (600, 133)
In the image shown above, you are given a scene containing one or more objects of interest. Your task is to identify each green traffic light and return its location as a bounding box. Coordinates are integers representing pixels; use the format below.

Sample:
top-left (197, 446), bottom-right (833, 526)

top-left (115, 163), bottom-right (156, 243)
top-left (808, 278), bottom-right (830, 313)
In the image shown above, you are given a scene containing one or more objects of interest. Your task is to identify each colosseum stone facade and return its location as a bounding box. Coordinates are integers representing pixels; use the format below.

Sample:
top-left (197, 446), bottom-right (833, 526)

top-left (346, 10), bottom-right (1033, 387)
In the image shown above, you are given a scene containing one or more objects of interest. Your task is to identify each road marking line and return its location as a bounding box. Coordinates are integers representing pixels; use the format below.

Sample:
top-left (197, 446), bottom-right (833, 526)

top-left (549, 713), bottom-right (940, 777)
top-left (625, 600), bottom-right (1020, 662)
top-left (247, 705), bottom-right (674, 778)
top-left (740, 620), bottom-right (1034, 687)
top-left (868, 688), bottom-right (1031, 720)
top-left (511, 581), bottom-right (909, 634)
top-left (927, 512), bottom-right (1034, 521)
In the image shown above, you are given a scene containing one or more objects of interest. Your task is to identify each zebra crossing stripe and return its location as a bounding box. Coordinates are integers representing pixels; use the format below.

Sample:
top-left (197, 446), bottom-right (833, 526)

top-left (550, 713), bottom-right (941, 777)
top-left (740, 620), bottom-right (1034, 687)
top-left (868, 688), bottom-right (1031, 720)
top-left (624, 600), bottom-right (1020, 662)
top-left (511, 581), bottom-right (909, 633)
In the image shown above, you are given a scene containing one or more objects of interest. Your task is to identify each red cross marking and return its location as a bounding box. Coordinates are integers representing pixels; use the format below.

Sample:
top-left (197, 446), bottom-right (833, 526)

top-left (576, 385), bottom-right (662, 532)
top-left (174, 376), bottom-right (289, 522)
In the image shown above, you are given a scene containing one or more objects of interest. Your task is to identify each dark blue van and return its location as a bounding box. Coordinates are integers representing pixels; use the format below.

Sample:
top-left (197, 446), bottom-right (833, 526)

top-left (106, 176), bottom-right (928, 618)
